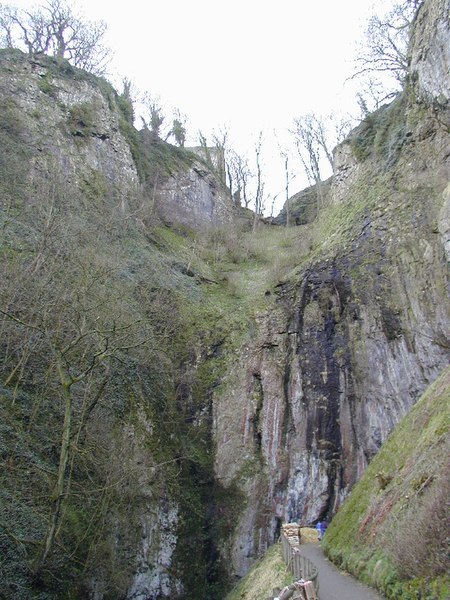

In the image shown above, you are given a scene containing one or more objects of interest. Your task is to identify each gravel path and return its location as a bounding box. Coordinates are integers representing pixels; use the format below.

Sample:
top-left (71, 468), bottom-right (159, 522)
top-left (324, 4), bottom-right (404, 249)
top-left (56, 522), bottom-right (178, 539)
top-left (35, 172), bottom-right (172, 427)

top-left (300, 543), bottom-right (387, 600)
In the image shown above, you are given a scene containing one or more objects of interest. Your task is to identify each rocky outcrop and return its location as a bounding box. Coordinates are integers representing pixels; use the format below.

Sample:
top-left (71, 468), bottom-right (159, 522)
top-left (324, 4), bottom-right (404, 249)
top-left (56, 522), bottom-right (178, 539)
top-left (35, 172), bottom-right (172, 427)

top-left (155, 160), bottom-right (234, 230)
top-left (274, 178), bottom-right (333, 226)
top-left (331, 141), bottom-right (361, 204)
top-left (126, 500), bottom-right (180, 600)
top-left (0, 49), bottom-right (233, 232)
top-left (439, 183), bottom-right (450, 262)
top-left (409, 0), bottom-right (450, 104)
top-left (322, 366), bottom-right (450, 598)
top-left (0, 49), bottom-right (137, 203)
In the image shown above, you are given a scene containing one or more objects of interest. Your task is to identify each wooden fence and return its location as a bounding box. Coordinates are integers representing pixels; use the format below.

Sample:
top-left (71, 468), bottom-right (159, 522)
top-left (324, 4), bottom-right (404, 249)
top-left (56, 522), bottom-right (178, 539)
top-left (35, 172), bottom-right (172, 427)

top-left (271, 523), bottom-right (319, 600)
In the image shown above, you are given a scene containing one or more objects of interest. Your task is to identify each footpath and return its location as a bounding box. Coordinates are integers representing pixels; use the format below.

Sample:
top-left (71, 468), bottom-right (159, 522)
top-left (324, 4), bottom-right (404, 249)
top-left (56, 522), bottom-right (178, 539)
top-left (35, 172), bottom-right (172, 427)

top-left (299, 543), bottom-right (387, 600)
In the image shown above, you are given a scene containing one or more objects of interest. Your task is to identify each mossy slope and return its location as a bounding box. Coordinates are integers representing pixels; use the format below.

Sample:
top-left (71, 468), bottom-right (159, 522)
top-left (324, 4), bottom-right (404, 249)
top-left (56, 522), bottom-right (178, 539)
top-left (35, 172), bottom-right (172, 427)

top-left (323, 366), bottom-right (450, 599)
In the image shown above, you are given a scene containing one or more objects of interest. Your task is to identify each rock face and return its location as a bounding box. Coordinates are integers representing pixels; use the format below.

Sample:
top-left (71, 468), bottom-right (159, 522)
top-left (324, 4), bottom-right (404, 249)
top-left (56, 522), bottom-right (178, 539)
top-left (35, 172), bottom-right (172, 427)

top-left (0, 49), bottom-right (137, 202)
top-left (1, 1), bottom-right (449, 597)
top-left (0, 49), bottom-right (232, 232)
top-left (213, 0), bottom-right (450, 579)
top-left (274, 178), bottom-right (333, 226)
top-left (126, 500), bottom-right (181, 600)
top-left (409, 0), bottom-right (450, 104)
top-left (440, 183), bottom-right (450, 262)
top-left (155, 161), bottom-right (234, 230)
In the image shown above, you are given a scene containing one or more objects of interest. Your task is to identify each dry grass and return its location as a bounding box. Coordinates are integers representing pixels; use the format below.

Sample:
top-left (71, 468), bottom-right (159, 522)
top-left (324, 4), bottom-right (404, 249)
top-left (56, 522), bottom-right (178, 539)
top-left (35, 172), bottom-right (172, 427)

top-left (225, 530), bottom-right (320, 600)
top-left (225, 542), bottom-right (291, 600)
top-left (300, 527), bottom-right (319, 544)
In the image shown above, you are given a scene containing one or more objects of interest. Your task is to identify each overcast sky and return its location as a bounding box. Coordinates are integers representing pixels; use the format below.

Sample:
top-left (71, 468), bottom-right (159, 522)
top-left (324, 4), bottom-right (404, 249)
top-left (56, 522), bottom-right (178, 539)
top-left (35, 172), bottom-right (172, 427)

top-left (14, 0), bottom-right (395, 213)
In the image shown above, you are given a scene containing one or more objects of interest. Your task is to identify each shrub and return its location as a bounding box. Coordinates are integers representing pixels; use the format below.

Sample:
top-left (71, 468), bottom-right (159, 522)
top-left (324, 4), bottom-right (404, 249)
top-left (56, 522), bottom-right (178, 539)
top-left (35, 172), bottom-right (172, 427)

top-left (67, 102), bottom-right (96, 137)
top-left (37, 73), bottom-right (57, 97)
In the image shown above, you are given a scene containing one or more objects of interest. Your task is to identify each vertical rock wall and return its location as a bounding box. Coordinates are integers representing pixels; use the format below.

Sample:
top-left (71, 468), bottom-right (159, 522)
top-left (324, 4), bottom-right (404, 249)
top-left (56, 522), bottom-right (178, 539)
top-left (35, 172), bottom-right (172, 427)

top-left (155, 161), bottom-right (234, 230)
top-left (0, 50), bottom-right (220, 599)
top-left (215, 144), bottom-right (450, 579)
top-left (213, 0), bottom-right (450, 578)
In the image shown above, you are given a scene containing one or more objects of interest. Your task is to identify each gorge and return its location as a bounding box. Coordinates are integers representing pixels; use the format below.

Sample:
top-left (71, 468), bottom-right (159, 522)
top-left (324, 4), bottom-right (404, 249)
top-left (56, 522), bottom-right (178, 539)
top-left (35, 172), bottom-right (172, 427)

top-left (0, 1), bottom-right (449, 599)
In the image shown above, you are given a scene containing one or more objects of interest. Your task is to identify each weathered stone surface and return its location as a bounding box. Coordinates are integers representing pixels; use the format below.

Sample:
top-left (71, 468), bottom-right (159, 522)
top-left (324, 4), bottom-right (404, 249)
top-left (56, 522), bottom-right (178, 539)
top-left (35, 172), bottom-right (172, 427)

top-left (0, 50), bottom-right (138, 203)
top-left (216, 149), bottom-right (450, 577)
top-left (331, 141), bottom-right (361, 204)
top-left (439, 183), bottom-right (450, 263)
top-left (409, 0), bottom-right (450, 103)
top-left (126, 500), bottom-right (181, 600)
top-left (274, 178), bottom-right (333, 225)
top-left (0, 50), bottom-right (234, 233)
top-left (1, 1), bottom-right (449, 595)
top-left (155, 161), bottom-right (235, 230)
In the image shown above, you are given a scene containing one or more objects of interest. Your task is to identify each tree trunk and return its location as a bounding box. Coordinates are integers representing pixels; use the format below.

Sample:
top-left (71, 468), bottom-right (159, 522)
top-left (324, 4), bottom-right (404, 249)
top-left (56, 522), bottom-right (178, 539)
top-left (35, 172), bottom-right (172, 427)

top-left (35, 366), bottom-right (73, 571)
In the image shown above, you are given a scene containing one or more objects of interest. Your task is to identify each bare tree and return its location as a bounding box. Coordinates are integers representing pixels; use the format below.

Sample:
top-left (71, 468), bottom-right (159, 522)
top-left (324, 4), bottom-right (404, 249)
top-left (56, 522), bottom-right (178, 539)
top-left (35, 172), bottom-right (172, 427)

top-left (0, 158), bottom-right (156, 574)
top-left (0, 2), bottom-right (51, 55)
top-left (228, 149), bottom-right (252, 208)
top-left (280, 148), bottom-right (291, 227)
top-left (252, 132), bottom-right (265, 231)
top-left (292, 114), bottom-right (324, 208)
top-left (353, 1), bottom-right (423, 100)
top-left (2, 255), bottom-right (149, 573)
top-left (0, 0), bottom-right (110, 75)
top-left (0, 4), bottom-right (15, 47)
top-left (292, 113), bottom-right (351, 209)
top-left (0, 270), bottom-right (151, 571)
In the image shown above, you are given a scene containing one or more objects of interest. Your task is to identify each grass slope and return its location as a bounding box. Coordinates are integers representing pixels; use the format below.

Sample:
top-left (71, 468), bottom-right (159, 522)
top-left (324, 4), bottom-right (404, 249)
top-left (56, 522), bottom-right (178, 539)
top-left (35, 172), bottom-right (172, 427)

top-left (224, 542), bottom-right (291, 600)
top-left (323, 366), bottom-right (450, 600)
top-left (225, 529), bottom-right (318, 600)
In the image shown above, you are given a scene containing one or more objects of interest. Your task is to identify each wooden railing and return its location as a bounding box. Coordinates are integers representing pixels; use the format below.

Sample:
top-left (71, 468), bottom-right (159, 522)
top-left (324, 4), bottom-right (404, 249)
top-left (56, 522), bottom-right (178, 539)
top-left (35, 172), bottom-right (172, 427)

top-left (271, 523), bottom-right (319, 600)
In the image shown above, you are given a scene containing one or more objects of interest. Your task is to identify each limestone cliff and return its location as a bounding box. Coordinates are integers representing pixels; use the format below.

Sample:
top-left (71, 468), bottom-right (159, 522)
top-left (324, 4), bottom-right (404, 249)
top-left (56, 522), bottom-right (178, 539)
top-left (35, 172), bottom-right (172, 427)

top-left (0, 49), bottom-right (232, 600)
top-left (213, 0), bottom-right (450, 578)
top-left (0, 48), bottom-right (233, 232)
top-left (155, 159), bottom-right (233, 230)
top-left (409, 0), bottom-right (450, 104)
top-left (0, 1), bottom-right (449, 598)
top-left (0, 49), bottom-right (137, 198)
top-left (323, 366), bottom-right (450, 598)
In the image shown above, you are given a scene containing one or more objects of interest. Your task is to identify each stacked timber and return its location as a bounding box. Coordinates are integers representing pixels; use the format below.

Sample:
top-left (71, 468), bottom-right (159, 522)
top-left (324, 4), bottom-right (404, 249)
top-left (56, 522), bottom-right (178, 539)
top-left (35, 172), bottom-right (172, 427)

top-left (282, 522), bottom-right (301, 548)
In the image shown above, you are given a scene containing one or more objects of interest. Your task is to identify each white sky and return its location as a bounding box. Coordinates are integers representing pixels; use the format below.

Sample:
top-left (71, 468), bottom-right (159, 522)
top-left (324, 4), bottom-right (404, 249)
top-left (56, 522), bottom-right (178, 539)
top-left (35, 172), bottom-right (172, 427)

top-left (13, 0), bottom-right (395, 214)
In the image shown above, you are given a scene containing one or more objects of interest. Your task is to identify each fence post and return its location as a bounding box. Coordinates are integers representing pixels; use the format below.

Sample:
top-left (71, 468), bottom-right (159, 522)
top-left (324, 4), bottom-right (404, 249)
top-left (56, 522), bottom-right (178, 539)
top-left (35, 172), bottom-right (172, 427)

top-left (293, 550), bottom-right (301, 579)
top-left (280, 524), bottom-right (319, 598)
